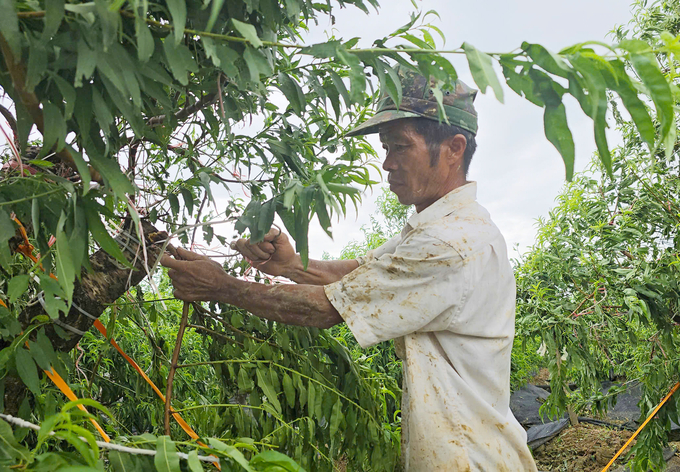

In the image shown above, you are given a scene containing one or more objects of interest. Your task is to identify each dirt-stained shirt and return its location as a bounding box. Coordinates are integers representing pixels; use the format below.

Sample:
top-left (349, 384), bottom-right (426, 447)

top-left (324, 182), bottom-right (538, 471)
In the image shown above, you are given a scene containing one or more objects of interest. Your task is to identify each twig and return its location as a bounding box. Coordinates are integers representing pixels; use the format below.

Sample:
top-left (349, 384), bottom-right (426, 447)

top-left (164, 301), bottom-right (190, 436)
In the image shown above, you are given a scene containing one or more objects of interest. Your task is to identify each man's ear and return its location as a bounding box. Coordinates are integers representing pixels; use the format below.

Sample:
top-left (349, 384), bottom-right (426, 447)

top-left (441, 134), bottom-right (467, 164)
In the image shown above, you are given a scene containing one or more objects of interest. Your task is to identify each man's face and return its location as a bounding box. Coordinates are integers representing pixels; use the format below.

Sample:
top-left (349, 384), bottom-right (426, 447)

top-left (379, 120), bottom-right (451, 212)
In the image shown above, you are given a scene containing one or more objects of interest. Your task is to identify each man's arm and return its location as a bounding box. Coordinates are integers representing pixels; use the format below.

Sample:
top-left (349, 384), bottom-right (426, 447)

top-left (232, 228), bottom-right (358, 285)
top-left (160, 249), bottom-right (344, 329)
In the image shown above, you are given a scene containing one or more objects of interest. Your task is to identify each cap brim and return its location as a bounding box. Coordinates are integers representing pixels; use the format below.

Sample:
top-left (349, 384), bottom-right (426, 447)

top-left (345, 110), bottom-right (422, 137)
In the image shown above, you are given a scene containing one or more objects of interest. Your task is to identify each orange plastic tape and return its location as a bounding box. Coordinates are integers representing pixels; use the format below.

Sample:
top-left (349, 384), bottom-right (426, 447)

top-left (601, 381), bottom-right (680, 472)
top-left (43, 367), bottom-right (111, 442)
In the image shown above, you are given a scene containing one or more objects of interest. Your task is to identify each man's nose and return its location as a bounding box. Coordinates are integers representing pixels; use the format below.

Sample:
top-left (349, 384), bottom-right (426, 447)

top-left (382, 152), bottom-right (398, 172)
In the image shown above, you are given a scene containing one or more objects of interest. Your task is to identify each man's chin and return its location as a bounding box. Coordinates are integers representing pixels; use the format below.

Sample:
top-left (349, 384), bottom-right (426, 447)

top-left (389, 187), bottom-right (411, 205)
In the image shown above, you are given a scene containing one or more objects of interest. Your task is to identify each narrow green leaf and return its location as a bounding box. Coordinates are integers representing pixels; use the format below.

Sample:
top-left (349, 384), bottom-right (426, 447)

top-left (330, 399), bottom-right (343, 437)
top-left (15, 348), bottom-right (41, 396)
top-left (163, 39), bottom-right (197, 86)
top-left (42, 0), bottom-right (65, 42)
top-left (154, 436), bottom-right (181, 472)
top-left (0, 0), bottom-right (20, 56)
top-left (7, 275), bottom-right (30, 304)
top-left (282, 372), bottom-right (295, 408)
top-left (55, 212), bottom-right (76, 305)
top-left (243, 46), bottom-right (273, 82)
top-left (206, 0), bottom-right (226, 32)
top-left (462, 42), bottom-right (504, 102)
top-left (628, 51), bottom-right (675, 140)
top-left (84, 201), bottom-right (131, 267)
top-left (522, 42), bottom-right (571, 78)
top-left (41, 102), bottom-right (67, 154)
top-left (250, 450), bottom-right (304, 471)
top-left (166, 0), bottom-right (186, 44)
top-left (232, 19), bottom-right (263, 48)
top-left (307, 382), bottom-right (315, 418)
top-left (75, 39), bottom-right (97, 87)
top-left (109, 450), bottom-right (137, 472)
top-left (277, 72), bottom-right (306, 115)
top-left (257, 368), bottom-right (282, 414)
top-left (207, 438), bottom-right (254, 472)
top-left (0, 419), bottom-right (30, 462)
top-left (607, 59), bottom-right (655, 148)
top-left (50, 73), bottom-right (76, 119)
top-left (87, 146), bottom-right (135, 198)
top-left (543, 103), bottom-right (575, 180)
top-left (186, 450), bottom-right (204, 472)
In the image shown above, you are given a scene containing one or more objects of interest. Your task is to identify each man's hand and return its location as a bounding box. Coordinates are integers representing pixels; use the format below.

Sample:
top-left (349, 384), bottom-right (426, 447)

top-left (232, 227), bottom-right (300, 277)
top-left (160, 247), bottom-right (231, 302)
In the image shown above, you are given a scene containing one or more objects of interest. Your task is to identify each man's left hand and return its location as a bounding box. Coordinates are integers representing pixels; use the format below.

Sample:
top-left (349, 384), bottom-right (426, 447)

top-left (160, 247), bottom-right (230, 302)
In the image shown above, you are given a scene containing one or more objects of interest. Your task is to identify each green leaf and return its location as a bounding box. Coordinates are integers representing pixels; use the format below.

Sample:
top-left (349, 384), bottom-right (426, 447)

top-left (84, 201), bottom-right (131, 267)
top-left (628, 51), bottom-right (675, 140)
top-left (134, 0), bottom-right (154, 62)
top-left (109, 450), bottom-right (137, 472)
top-left (55, 212), bottom-right (76, 306)
top-left (206, 0), bottom-right (226, 32)
top-left (336, 47), bottom-right (364, 103)
top-left (330, 399), bottom-right (343, 437)
top-left (231, 19), bottom-right (263, 48)
top-left (166, 0), bottom-right (186, 44)
top-left (163, 39), bottom-right (198, 86)
top-left (7, 275), bottom-right (30, 304)
top-left (0, 419), bottom-right (30, 462)
top-left (543, 103), bottom-right (575, 180)
top-left (307, 381), bottom-right (315, 418)
top-left (40, 101), bottom-right (67, 156)
top-left (50, 73), bottom-right (76, 120)
top-left (75, 39), bottom-right (97, 87)
top-left (522, 42), bottom-right (571, 78)
top-left (257, 368), bottom-right (282, 414)
top-left (282, 372), bottom-right (295, 408)
top-left (186, 450), bottom-right (204, 472)
top-left (154, 436), bottom-right (181, 472)
top-left (207, 438), bottom-right (254, 472)
top-left (278, 72), bottom-right (306, 115)
top-left (87, 146), bottom-right (135, 198)
top-left (42, 0), bottom-right (65, 42)
top-left (462, 42), bottom-right (504, 102)
top-left (243, 47), bottom-right (273, 82)
top-left (250, 450), bottom-right (304, 471)
top-left (15, 348), bottom-right (41, 396)
top-left (0, 0), bottom-right (20, 56)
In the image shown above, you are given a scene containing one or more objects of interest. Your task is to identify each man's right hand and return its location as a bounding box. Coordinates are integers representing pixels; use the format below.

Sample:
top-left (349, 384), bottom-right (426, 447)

top-left (231, 227), bottom-right (300, 278)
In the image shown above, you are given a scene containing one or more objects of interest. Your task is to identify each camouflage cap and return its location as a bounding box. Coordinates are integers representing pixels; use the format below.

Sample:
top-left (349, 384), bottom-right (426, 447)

top-left (346, 69), bottom-right (478, 137)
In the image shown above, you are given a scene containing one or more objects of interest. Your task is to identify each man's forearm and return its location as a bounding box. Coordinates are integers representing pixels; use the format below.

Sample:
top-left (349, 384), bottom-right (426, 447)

top-left (218, 276), bottom-right (344, 329)
top-left (282, 257), bottom-right (359, 285)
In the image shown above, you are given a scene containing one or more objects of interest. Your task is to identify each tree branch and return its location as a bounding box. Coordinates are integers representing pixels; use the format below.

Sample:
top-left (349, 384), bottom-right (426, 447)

top-left (0, 104), bottom-right (18, 142)
top-left (0, 33), bottom-right (102, 183)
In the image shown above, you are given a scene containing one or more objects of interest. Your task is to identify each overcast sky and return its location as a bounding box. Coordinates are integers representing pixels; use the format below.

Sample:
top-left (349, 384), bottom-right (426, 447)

top-left (300, 0), bottom-right (634, 260)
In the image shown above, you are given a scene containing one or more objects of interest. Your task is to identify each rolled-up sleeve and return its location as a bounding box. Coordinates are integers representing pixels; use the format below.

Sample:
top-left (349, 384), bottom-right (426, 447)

top-left (324, 230), bottom-right (469, 348)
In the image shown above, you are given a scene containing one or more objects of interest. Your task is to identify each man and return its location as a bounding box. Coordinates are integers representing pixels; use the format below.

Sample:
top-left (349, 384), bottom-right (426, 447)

top-left (161, 70), bottom-right (538, 471)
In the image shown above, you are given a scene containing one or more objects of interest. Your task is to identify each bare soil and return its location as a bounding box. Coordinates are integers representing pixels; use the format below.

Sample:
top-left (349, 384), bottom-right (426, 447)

top-left (533, 423), bottom-right (633, 472)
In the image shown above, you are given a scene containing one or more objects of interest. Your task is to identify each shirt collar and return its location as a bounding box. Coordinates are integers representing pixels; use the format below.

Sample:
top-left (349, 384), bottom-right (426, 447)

top-left (406, 181), bottom-right (477, 229)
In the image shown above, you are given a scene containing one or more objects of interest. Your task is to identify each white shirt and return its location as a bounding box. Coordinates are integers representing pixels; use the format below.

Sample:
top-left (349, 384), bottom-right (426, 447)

top-left (324, 182), bottom-right (538, 471)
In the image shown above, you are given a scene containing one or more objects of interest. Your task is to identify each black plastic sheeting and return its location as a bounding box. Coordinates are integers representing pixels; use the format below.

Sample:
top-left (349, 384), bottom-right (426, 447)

top-left (510, 381), bottom-right (680, 448)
